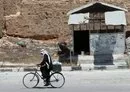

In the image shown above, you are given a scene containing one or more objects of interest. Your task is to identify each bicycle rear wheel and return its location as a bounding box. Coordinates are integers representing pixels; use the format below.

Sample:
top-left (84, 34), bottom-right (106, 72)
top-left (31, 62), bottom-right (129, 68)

top-left (49, 72), bottom-right (65, 88)
top-left (23, 73), bottom-right (39, 88)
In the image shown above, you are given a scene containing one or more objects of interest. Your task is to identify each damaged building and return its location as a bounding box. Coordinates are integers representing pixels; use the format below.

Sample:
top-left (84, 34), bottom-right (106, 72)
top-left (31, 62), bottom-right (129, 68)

top-left (67, 1), bottom-right (128, 68)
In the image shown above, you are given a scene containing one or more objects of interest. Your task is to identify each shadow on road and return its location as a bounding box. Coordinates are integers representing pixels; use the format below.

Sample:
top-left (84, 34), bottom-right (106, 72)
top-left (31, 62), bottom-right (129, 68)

top-left (33, 86), bottom-right (56, 89)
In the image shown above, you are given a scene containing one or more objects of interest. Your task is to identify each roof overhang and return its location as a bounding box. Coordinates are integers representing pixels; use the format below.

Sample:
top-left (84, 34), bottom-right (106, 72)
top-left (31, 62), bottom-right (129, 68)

top-left (67, 2), bottom-right (128, 16)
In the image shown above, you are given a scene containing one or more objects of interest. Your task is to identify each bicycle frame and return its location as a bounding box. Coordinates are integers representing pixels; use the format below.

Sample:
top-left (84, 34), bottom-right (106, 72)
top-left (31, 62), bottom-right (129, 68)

top-left (31, 68), bottom-right (43, 79)
top-left (31, 67), bottom-right (54, 79)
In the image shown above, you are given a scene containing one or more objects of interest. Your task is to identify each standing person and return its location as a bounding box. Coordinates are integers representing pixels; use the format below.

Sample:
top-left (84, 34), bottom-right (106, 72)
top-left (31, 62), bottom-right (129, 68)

top-left (37, 49), bottom-right (53, 86)
top-left (57, 41), bottom-right (70, 63)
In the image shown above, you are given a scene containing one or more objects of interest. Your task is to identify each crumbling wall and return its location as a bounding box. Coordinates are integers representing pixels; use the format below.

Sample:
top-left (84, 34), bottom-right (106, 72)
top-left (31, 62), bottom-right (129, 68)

top-left (4, 0), bottom-right (73, 40)
top-left (0, 0), bottom-right (130, 64)
top-left (0, 0), bottom-right (4, 38)
top-left (1, 0), bottom-right (130, 40)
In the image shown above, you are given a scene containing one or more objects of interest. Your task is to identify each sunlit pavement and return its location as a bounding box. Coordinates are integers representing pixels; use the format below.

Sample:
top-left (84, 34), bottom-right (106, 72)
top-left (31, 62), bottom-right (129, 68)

top-left (1, 69), bottom-right (130, 92)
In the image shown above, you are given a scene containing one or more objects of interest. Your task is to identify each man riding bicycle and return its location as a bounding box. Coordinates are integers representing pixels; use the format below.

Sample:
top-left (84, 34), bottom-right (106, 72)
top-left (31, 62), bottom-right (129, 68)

top-left (37, 49), bottom-right (53, 86)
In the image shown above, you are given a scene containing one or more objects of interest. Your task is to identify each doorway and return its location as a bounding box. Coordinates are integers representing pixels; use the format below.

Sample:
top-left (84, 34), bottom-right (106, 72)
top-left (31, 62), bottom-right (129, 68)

top-left (73, 31), bottom-right (90, 55)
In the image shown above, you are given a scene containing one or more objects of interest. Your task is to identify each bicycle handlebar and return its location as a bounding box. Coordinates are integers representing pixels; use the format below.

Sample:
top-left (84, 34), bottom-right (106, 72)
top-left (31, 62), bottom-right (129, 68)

top-left (32, 65), bottom-right (40, 72)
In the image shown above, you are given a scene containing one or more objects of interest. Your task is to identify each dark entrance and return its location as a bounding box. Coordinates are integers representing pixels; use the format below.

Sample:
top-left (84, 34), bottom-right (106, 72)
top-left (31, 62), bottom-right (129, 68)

top-left (73, 31), bottom-right (90, 55)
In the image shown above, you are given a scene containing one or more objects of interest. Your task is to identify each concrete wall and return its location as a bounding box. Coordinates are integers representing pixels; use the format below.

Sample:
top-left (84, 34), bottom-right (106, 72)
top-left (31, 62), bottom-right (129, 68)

top-left (90, 33), bottom-right (125, 55)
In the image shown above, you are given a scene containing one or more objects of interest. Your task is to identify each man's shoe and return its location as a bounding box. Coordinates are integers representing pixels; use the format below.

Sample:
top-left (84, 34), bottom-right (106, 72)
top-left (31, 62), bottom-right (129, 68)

top-left (44, 83), bottom-right (50, 86)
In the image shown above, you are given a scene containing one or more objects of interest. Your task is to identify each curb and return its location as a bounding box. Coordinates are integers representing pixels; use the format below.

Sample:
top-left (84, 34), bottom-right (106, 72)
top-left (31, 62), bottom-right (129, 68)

top-left (0, 66), bottom-right (72, 72)
top-left (0, 66), bottom-right (129, 72)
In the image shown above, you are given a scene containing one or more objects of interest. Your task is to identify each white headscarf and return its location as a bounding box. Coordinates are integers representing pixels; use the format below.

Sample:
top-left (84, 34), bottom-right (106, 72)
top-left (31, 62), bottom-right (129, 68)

top-left (40, 49), bottom-right (51, 69)
top-left (40, 49), bottom-right (48, 56)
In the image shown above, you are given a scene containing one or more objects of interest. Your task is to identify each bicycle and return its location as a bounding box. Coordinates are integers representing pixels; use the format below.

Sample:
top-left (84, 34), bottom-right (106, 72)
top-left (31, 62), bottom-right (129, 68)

top-left (22, 66), bottom-right (65, 88)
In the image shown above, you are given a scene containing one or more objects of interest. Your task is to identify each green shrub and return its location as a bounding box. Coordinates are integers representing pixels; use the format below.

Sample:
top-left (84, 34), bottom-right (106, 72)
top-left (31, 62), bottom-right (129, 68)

top-left (17, 41), bottom-right (26, 47)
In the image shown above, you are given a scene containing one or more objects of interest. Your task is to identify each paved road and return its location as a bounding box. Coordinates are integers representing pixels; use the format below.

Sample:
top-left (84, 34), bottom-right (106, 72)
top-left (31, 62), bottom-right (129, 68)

top-left (1, 69), bottom-right (130, 92)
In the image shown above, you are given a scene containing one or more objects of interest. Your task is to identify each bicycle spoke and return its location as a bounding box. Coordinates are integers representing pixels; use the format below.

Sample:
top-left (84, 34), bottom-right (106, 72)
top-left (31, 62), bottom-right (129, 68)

top-left (50, 72), bottom-right (65, 88)
top-left (23, 73), bottom-right (39, 88)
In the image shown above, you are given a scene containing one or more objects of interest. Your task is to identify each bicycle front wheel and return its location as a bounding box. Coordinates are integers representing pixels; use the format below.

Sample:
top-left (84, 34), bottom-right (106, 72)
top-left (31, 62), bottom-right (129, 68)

top-left (50, 72), bottom-right (65, 88)
top-left (23, 73), bottom-right (39, 88)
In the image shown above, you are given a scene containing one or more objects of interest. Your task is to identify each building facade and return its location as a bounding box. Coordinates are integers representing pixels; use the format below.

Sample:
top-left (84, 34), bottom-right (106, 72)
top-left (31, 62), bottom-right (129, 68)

top-left (68, 1), bottom-right (127, 65)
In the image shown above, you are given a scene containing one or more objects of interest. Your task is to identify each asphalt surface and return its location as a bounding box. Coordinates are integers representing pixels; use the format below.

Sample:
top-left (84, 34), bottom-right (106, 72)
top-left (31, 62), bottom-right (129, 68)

top-left (1, 69), bottom-right (130, 92)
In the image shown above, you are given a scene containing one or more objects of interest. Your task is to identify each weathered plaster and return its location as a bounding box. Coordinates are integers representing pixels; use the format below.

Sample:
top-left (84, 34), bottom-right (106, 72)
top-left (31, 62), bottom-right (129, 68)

top-left (90, 33), bottom-right (125, 55)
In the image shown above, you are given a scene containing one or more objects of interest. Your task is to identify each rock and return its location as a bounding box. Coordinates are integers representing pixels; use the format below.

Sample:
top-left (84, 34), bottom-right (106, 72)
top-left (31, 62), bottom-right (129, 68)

top-left (1, 0), bottom-right (129, 40)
